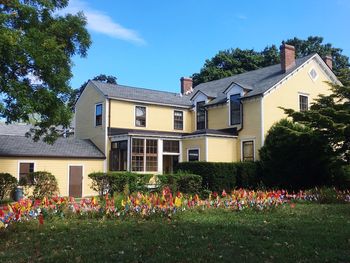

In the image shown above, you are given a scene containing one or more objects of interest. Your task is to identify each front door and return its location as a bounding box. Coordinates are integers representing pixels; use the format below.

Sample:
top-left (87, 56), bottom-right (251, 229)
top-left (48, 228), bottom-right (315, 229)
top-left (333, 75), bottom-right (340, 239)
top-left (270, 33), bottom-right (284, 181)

top-left (69, 166), bottom-right (83, 197)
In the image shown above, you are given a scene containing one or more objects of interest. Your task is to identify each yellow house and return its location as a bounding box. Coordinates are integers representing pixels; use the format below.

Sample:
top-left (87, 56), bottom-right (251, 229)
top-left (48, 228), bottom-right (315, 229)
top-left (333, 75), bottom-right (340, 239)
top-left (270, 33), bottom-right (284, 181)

top-left (0, 124), bottom-right (105, 197)
top-left (74, 44), bottom-right (341, 174)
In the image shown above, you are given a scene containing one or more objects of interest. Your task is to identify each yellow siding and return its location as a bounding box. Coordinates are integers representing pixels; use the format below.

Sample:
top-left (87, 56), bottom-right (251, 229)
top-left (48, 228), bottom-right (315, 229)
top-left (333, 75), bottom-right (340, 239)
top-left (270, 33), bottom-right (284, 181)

top-left (109, 100), bottom-right (193, 133)
top-left (238, 98), bottom-right (262, 160)
top-left (181, 138), bottom-right (206, 161)
top-left (263, 59), bottom-right (333, 136)
top-left (207, 137), bottom-right (237, 162)
top-left (0, 157), bottom-right (104, 197)
top-left (75, 83), bottom-right (106, 154)
top-left (207, 105), bottom-right (229, 129)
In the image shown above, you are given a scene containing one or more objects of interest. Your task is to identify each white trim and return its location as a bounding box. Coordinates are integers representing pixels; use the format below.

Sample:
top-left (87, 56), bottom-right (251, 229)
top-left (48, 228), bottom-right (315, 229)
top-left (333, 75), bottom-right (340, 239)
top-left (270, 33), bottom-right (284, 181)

top-left (195, 100), bottom-right (207, 130)
top-left (299, 94), bottom-right (309, 111)
top-left (240, 139), bottom-right (256, 162)
top-left (227, 93), bottom-right (243, 127)
top-left (179, 140), bottom-right (183, 162)
top-left (17, 160), bottom-right (36, 181)
top-left (187, 148), bottom-right (200, 162)
top-left (205, 137), bottom-right (208, 161)
top-left (260, 97), bottom-right (265, 147)
top-left (157, 139), bottom-right (163, 174)
top-left (182, 134), bottom-right (237, 139)
top-left (134, 105), bottom-right (147, 128)
top-left (67, 164), bottom-right (84, 197)
top-left (127, 136), bottom-right (131, 171)
top-left (263, 54), bottom-right (341, 98)
top-left (104, 99), bottom-right (109, 173)
top-left (107, 96), bottom-right (191, 109)
top-left (112, 133), bottom-right (183, 139)
top-left (94, 102), bottom-right (103, 127)
top-left (75, 81), bottom-right (107, 107)
top-left (173, 109), bottom-right (184, 131)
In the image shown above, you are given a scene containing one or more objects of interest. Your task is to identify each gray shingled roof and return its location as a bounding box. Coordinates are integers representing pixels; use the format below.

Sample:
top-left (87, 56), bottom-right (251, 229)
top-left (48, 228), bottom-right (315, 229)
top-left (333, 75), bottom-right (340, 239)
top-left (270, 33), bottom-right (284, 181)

top-left (193, 54), bottom-right (315, 103)
top-left (0, 123), bottom-right (33, 136)
top-left (0, 135), bottom-right (105, 159)
top-left (91, 81), bottom-right (192, 107)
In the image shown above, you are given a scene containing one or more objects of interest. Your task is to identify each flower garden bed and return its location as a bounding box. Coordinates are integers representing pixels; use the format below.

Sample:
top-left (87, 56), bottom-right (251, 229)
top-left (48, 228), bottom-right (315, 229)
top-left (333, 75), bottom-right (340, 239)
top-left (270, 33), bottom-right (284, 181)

top-left (1, 187), bottom-right (349, 230)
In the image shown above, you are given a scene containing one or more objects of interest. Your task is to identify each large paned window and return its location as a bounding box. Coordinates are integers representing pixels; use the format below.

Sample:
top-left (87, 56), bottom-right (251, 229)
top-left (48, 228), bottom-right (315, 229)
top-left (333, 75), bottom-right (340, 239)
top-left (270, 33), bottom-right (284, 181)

top-left (132, 139), bottom-right (144, 171)
top-left (299, 95), bottom-right (308, 112)
top-left (230, 94), bottom-right (241, 125)
top-left (196, 101), bottom-right (206, 130)
top-left (95, 104), bottom-right (102, 126)
top-left (135, 106), bottom-right (146, 127)
top-left (146, 140), bottom-right (158, 172)
top-left (163, 140), bottom-right (180, 153)
top-left (242, 141), bottom-right (254, 161)
top-left (188, 149), bottom-right (199, 162)
top-left (132, 139), bottom-right (158, 172)
top-left (19, 162), bottom-right (34, 184)
top-left (174, 111), bottom-right (183, 130)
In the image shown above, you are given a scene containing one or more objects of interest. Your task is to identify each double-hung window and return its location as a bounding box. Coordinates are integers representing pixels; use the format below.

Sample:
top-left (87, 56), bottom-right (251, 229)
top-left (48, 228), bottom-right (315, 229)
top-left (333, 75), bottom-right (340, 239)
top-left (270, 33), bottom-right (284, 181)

top-left (174, 111), bottom-right (183, 130)
top-left (242, 141), bottom-right (254, 162)
top-left (95, 104), bottom-right (103, 126)
top-left (19, 162), bottom-right (34, 184)
top-left (230, 94), bottom-right (241, 125)
top-left (299, 95), bottom-right (308, 112)
top-left (135, 106), bottom-right (146, 127)
top-left (188, 149), bottom-right (199, 162)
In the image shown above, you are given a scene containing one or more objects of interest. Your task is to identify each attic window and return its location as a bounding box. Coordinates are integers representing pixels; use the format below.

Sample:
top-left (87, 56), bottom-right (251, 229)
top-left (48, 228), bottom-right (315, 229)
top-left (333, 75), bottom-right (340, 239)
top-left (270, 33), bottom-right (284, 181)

top-left (308, 68), bottom-right (318, 81)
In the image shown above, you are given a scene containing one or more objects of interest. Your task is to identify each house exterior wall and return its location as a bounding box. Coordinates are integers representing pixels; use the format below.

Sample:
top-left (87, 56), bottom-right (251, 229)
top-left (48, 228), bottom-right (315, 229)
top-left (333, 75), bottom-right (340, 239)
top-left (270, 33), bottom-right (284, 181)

top-left (237, 97), bottom-right (262, 160)
top-left (181, 137), bottom-right (206, 161)
top-left (109, 100), bottom-right (193, 133)
top-left (263, 58), bottom-right (333, 137)
top-left (207, 137), bottom-right (237, 162)
top-left (0, 157), bottom-right (104, 197)
top-left (207, 105), bottom-right (229, 129)
top-left (75, 83), bottom-right (106, 154)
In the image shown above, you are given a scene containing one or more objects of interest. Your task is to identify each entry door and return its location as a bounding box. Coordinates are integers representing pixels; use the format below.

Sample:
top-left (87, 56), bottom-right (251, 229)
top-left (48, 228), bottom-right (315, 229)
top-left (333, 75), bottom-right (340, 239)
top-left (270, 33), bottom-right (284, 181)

top-left (69, 166), bottom-right (83, 197)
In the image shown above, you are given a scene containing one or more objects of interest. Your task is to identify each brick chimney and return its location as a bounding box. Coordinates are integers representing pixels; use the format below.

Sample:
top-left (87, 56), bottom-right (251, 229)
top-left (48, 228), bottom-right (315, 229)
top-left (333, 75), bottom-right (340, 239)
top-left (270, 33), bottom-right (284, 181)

top-left (180, 77), bottom-right (193, 95)
top-left (324, 55), bottom-right (333, 70)
top-left (280, 43), bottom-right (296, 73)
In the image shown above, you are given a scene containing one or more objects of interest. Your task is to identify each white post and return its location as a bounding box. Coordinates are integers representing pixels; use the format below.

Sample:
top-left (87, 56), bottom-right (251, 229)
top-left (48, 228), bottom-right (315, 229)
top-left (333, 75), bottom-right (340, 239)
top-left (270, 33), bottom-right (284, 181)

top-left (157, 139), bottom-right (163, 174)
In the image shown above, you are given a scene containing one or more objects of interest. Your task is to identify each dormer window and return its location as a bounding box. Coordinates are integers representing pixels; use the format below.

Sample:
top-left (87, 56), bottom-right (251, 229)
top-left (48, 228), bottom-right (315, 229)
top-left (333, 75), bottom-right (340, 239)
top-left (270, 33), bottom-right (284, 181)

top-left (196, 101), bottom-right (206, 130)
top-left (230, 94), bottom-right (241, 125)
top-left (135, 106), bottom-right (146, 127)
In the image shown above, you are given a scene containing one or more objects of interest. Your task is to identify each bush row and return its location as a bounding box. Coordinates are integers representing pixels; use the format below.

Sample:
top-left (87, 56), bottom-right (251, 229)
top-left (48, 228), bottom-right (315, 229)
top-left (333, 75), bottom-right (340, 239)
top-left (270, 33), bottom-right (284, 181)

top-left (175, 162), bottom-right (261, 192)
top-left (88, 172), bottom-right (203, 196)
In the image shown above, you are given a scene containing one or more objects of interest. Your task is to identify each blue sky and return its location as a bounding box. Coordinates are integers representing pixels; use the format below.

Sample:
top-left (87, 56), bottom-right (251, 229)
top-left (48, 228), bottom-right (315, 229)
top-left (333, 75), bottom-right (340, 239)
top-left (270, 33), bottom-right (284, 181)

top-left (65, 0), bottom-right (350, 93)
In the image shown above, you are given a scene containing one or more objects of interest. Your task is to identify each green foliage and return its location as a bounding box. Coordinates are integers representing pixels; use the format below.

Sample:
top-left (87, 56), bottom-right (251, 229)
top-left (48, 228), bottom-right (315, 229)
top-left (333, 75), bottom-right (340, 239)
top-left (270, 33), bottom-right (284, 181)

top-left (308, 187), bottom-right (346, 204)
top-left (192, 36), bottom-right (350, 86)
top-left (157, 173), bottom-right (202, 194)
top-left (0, 173), bottom-right (17, 200)
top-left (0, 0), bottom-right (91, 143)
top-left (260, 119), bottom-right (335, 190)
top-left (176, 162), bottom-right (260, 191)
top-left (22, 171), bottom-right (59, 199)
top-left (88, 172), bottom-right (153, 196)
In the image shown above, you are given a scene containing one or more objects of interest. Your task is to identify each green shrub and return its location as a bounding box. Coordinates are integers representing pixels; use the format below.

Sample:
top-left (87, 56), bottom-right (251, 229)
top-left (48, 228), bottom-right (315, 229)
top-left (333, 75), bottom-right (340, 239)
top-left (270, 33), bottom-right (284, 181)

top-left (176, 173), bottom-right (202, 194)
top-left (308, 187), bottom-right (346, 204)
top-left (23, 171), bottom-right (59, 199)
top-left (236, 162), bottom-right (261, 189)
top-left (0, 173), bottom-right (17, 200)
top-left (88, 172), bottom-right (109, 196)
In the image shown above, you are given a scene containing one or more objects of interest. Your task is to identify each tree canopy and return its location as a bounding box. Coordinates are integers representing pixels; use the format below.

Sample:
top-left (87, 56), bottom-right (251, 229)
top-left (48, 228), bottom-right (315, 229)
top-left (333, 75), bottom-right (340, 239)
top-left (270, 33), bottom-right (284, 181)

top-left (0, 0), bottom-right (91, 143)
top-left (192, 36), bottom-right (350, 86)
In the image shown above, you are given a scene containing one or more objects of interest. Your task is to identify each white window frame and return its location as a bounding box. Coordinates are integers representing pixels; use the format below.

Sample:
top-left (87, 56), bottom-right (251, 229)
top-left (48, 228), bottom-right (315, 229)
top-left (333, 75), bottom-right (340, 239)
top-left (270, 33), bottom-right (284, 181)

top-left (173, 110), bottom-right (184, 131)
top-left (17, 161), bottom-right (36, 181)
top-left (195, 101), bottom-right (206, 130)
top-left (240, 139), bottom-right (255, 162)
top-left (67, 164), bottom-right (85, 197)
top-left (228, 94), bottom-right (242, 126)
top-left (134, 105), bottom-right (147, 128)
top-left (187, 148), bottom-right (200, 162)
top-left (94, 103), bottom-right (103, 127)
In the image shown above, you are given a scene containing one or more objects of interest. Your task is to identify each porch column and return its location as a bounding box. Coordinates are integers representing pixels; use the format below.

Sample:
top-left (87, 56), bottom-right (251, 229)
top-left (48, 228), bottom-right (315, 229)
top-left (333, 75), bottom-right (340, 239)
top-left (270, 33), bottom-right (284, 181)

top-left (157, 139), bottom-right (163, 174)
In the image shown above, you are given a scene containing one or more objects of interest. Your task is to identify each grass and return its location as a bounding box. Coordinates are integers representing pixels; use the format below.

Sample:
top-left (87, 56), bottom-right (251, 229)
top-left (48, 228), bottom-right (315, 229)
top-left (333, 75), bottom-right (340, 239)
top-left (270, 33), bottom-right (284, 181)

top-left (1, 203), bottom-right (350, 263)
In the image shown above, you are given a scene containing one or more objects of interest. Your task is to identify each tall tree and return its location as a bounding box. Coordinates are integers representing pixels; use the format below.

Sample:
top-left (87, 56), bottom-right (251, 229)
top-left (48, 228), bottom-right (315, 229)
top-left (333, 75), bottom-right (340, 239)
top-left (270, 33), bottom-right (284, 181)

top-left (192, 36), bottom-right (350, 86)
top-left (0, 0), bottom-right (91, 143)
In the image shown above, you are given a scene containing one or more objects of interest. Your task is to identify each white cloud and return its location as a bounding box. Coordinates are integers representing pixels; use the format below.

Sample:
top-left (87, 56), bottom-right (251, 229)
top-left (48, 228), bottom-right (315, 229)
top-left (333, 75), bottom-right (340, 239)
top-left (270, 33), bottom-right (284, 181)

top-left (236, 14), bottom-right (248, 20)
top-left (61, 0), bottom-right (146, 45)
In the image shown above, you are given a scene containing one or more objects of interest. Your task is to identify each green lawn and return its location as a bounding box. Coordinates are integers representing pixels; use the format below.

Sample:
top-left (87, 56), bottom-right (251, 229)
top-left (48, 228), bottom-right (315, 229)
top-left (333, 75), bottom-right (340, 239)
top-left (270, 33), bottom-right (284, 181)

top-left (1, 203), bottom-right (349, 263)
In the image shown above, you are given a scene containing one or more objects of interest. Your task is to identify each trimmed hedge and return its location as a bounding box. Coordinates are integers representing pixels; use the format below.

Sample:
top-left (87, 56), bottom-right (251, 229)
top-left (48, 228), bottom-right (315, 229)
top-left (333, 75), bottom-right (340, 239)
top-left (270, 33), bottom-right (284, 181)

top-left (175, 162), bottom-right (261, 191)
top-left (157, 173), bottom-right (202, 194)
top-left (0, 173), bottom-right (17, 200)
